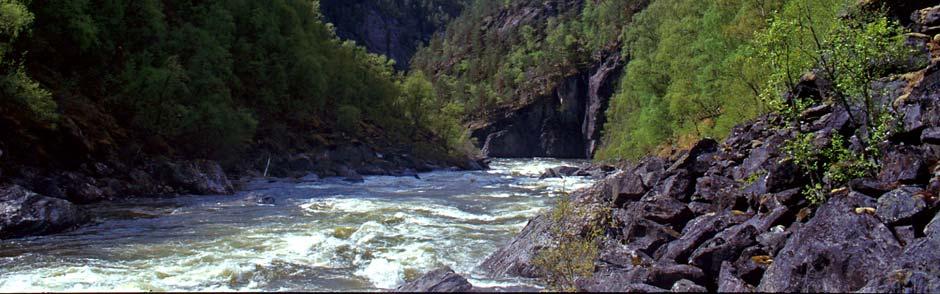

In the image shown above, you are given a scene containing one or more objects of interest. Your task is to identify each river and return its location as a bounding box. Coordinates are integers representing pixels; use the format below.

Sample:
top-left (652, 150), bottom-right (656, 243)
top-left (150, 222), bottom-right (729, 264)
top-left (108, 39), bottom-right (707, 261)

top-left (0, 158), bottom-right (595, 292)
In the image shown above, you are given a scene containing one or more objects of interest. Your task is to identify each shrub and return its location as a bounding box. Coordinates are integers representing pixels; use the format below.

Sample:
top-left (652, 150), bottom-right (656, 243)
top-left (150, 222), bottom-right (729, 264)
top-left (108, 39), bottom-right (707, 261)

top-left (336, 104), bottom-right (361, 135)
top-left (532, 197), bottom-right (608, 292)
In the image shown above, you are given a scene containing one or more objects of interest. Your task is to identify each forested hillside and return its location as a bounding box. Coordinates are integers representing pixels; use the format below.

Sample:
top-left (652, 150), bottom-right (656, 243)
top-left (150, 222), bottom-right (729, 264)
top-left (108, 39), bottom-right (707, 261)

top-left (319, 0), bottom-right (469, 70)
top-left (0, 0), bottom-right (477, 202)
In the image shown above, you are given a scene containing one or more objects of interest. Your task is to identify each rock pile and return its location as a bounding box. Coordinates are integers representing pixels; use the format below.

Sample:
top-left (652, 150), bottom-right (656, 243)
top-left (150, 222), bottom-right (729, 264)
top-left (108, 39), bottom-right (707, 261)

top-left (476, 5), bottom-right (940, 292)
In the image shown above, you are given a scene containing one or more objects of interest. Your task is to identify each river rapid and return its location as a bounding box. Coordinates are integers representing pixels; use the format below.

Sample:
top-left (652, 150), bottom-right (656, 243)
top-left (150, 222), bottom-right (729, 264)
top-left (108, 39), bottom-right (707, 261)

top-left (0, 158), bottom-right (595, 292)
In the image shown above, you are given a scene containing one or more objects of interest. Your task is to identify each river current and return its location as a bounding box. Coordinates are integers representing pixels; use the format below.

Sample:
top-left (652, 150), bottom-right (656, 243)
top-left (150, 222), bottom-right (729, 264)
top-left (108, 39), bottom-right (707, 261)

top-left (0, 158), bottom-right (595, 292)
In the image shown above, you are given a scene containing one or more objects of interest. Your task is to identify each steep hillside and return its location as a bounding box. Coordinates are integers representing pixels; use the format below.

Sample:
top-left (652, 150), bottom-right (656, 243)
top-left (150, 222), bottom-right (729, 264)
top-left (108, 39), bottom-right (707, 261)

top-left (412, 0), bottom-right (648, 158)
top-left (0, 0), bottom-right (481, 238)
top-left (319, 0), bottom-right (469, 71)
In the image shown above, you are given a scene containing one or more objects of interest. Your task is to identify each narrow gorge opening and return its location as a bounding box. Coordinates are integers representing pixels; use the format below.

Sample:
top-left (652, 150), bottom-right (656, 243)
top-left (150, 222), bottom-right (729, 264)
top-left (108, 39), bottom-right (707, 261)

top-left (470, 52), bottom-right (624, 159)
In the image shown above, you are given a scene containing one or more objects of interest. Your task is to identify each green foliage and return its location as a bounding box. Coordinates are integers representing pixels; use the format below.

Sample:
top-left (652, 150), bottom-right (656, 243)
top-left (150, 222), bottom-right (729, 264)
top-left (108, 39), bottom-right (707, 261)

top-left (412, 0), bottom-right (640, 121)
top-left (0, 0), bottom-right (57, 123)
top-left (533, 197), bottom-right (608, 292)
top-left (336, 105), bottom-right (361, 135)
top-left (0, 0), bottom-right (476, 161)
top-left (783, 112), bottom-right (895, 205)
top-left (599, 0), bottom-right (786, 160)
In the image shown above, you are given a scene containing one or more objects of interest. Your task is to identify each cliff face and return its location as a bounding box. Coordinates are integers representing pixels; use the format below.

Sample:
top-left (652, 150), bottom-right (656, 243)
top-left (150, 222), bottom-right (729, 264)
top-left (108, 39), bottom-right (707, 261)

top-left (319, 0), bottom-right (467, 70)
top-left (471, 50), bottom-right (624, 158)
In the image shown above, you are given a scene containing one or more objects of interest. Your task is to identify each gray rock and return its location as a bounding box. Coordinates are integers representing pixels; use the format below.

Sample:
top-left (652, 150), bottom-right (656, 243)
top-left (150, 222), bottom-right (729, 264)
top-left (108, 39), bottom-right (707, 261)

top-left (612, 171), bottom-right (647, 207)
top-left (689, 224), bottom-right (759, 276)
top-left (921, 127), bottom-right (940, 144)
top-left (927, 212), bottom-right (940, 237)
top-left (857, 270), bottom-right (940, 294)
top-left (758, 193), bottom-right (902, 292)
top-left (479, 215), bottom-right (553, 278)
top-left (395, 267), bottom-right (472, 292)
top-left (718, 262), bottom-right (754, 293)
top-left (658, 212), bottom-right (749, 263)
top-left (876, 186), bottom-right (927, 225)
top-left (878, 146), bottom-right (927, 186)
top-left (0, 185), bottom-right (86, 239)
top-left (159, 160), bottom-right (235, 195)
top-left (671, 279), bottom-right (707, 292)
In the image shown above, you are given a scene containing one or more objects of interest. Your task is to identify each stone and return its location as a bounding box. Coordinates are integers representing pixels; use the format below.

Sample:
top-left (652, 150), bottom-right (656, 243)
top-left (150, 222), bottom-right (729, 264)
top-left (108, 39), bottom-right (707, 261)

top-left (658, 212), bottom-right (749, 264)
top-left (894, 225), bottom-right (916, 247)
top-left (242, 192), bottom-right (275, 205)
top-left (158, 160), bottom-right (235, 195)
top-left (921, 127), bottom-right (940, 144)
top-left (689, 224), bottom-right (759, 276)
top-left (660, 170), bottom-right (694, 201)
top-left (692, 176), bottom-right (736, 203)
top-left (757, 193), bottom-right (902, 292)
top-left (395, 267), bottom-right (472, 292)
top-left (0, 185), bottom-right (86, 239)
top-left (670, 279), bottom-right (707, 293)
top-left (668, 139), bottom-right (719, 173)
top-left (876, 186), bottom-right (928, 225)
top-left (878, 146), bottom-right (927, 186)
top-left (625, 196), bottom-right (692, 227)
top-left (479, 215), bottom-right (553, 278)
top-left (927, 212), bottom-right (940, 237)
top-left (718, 262), bottom-right (754, 293)
top-left (612, 171), bottom-right (647, 207)
top-left (646, 263), bottom-right (706, 289)
top-left (858, 270), bottom-right (940, 294)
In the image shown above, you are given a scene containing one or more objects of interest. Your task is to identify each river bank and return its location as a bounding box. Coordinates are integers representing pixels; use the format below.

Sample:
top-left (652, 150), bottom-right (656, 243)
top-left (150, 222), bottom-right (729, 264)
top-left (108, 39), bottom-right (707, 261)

top-left (0, 158), bottom-right (591, 291)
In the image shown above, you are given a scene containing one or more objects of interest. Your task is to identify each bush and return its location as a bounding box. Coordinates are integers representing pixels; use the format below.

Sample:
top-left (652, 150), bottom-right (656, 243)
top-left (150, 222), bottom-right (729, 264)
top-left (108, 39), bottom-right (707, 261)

top-left (532, 197), bottom-right (608, 292)
top-left (336, 104), bottom-right (361, 134)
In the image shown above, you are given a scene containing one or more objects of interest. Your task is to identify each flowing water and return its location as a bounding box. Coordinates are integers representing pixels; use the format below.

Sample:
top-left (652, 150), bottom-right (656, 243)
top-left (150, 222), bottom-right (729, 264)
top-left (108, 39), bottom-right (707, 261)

top-left (0, 158), bottom-right (596, 292)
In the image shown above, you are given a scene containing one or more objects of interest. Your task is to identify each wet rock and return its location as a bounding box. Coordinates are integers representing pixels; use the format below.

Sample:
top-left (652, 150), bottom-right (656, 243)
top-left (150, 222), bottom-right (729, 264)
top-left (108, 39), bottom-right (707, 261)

top-left (538, 166), bottom-right (580, 179)
top-left (158, 160), bottom-right (235, 195)
top-left (335, 165), bottom-right (364, 183)
top-left (0, 185), bottom-right (86, 239)
top-left (876, 186), bottom-right (927, 225)
top-left (758, 192), bottom-right (902, 292)
top-left (242, 192), bottom-right (275, 205)
top-left (396, 267), bottom-right (472, 292)
top-left (479, 215), bottom-right (553, 278)
top-left (671, 279), bottom-right (707, 293)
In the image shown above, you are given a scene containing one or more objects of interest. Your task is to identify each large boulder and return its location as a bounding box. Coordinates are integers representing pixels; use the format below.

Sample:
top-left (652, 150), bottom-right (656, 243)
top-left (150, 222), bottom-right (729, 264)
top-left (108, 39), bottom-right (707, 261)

top-left (758, 192), bottom-right (903, 292)
top-left (875, 186), bottom-right (928, 225)
top-left (478, 215), bottom-right (554, 278)
top-left (395, 267), bottom-right (472, 292)
top-left (158, 160), bottom-right (234, 195)
top-left (0, 185), bottom-right (86, 239)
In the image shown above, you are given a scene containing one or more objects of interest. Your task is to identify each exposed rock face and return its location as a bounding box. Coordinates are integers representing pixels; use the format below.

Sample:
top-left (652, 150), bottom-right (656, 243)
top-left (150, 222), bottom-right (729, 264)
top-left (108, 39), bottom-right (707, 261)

top-left (472, 51), bottom-right (625, 158)
top-left (319, 0), bottom-right (467, 70)
top-left (395, 267), bottom-right (473, 292)
top-left (0, 185), bottom-right (86, 239)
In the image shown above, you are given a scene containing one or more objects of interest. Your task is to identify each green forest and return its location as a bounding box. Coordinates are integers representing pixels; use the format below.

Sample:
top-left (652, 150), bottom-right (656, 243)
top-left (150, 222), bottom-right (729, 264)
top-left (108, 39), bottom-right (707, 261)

top-left (0, 0), bottom-right (468, 165)
top-left (0, 0), bottom-right (921, 164)
top-left (411, 0), bottom-right (920, 161)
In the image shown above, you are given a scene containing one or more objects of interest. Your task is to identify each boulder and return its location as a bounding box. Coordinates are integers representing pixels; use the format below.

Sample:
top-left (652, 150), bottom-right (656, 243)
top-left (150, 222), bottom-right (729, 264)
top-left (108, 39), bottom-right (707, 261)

top-left (395, 267), bottom-right (472, 292)
top-left (878, 146), bottom-right (927, 186)
top-left (670, 279), bottom-right (707, 293)
top-left (158, 160), bottom-right (235, 195)
top-left (921, 127), bottom-right (940, 144)
top-left (0, 185), bottom-right (86, 239)
top-left (479, 215), bottom-right (553, 278)
top-left (927, 212), bottom-right (940, 236)
top-left (658, 212), bottom-right (750, 264)
top-left (718, 262), bottom-right (755, 293)
top-left (757, 192), bottom-right (902, 292)
top-left (858, 270), bottom-right (940, 293)
top-left (876, 186), bottom-right (927, 225)
top-left (612, 171), bottom-right (648, 207)
top-left (689, 224), bottom-right (759, 276)
top-left (538, 166), bottom-right (580, 179)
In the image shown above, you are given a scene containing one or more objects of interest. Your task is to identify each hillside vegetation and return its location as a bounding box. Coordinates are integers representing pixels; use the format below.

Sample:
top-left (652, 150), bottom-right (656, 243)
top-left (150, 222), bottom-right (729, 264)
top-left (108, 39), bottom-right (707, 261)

top-left (0, 0), bottom-right (470, 169)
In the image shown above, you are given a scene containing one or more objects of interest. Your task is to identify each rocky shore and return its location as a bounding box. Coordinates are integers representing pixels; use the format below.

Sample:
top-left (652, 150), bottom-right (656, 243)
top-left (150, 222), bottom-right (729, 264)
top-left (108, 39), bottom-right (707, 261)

top-left (401, 5), bottom-right (940, 292)
top-left (0, 140), bottom-right (486, 240)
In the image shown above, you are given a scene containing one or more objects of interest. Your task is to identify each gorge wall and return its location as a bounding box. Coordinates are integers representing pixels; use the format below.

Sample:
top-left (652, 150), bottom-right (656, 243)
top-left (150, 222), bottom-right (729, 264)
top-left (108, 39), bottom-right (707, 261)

top-left (471, 51), bottom-right (624, 158)
top-left (319, 0), bottom-right (468, 70)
